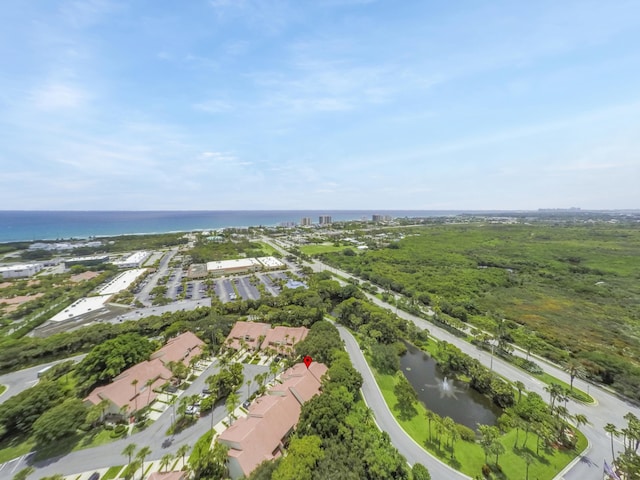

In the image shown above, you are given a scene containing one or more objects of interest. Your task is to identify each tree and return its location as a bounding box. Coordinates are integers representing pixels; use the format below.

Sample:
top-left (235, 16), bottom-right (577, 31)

top-left (131, 379), bottom-right (139, 412)
top-left (122, 443), bottom-right (137, 465)
top-left (522, 451), bottom-right (535, 480)
top-left (12, 467), bottom-right (34, 480)
top-left (32, 398), bottom-right (87, 445)
top-left (514, 380), bottom-right (525, 403)
top-left (226, 391), bottom-right (239, 424)
top-left (544, 383), bottom-right (564, 411)
top-left (564, 359), bottom-right (585, 392)
top-left (160, 453), bottom-right (173, 472)
top-left (477, 424), bottom-right (499, 464)
top-left (136, 446), bottom-right (152, 479)
top-left (176, 443), bottom-right (190, 468)
top-left (605, 423), bottom-right (620, 462)
top-left (273, 435), bottom-right (325, 480)
top-left (425, 410), bottom-right (437, 443)
top-left (145, 378), bottom-right (155, 406)
top-left (393, 373), bottom-right (418, 420)
top-left (491, 440), bottom-right (505, 466)
top-left (411, 464), bottom-right (431, 480)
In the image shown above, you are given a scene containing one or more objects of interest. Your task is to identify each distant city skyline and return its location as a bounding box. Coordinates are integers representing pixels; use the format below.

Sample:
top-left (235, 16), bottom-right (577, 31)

top-left (1, 1), bottom-right (639, 210)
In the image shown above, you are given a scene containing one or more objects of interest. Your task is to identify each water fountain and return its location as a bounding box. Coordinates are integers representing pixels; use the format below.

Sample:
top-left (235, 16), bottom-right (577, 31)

top-left (401, 342), bottom-right (501, 430)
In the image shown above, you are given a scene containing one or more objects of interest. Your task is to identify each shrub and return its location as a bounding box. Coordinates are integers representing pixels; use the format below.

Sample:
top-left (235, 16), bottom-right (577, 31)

top-left (481, 464), bottom-right (491, 478)
top-left (456, 423), bottom-right (476, 442)
top-left (110, 424), bottom-right (127, 438)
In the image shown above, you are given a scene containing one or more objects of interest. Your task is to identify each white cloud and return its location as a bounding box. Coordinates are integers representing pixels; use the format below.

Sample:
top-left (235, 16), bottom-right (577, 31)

top-left (29, 83), bottom-right (89, 110)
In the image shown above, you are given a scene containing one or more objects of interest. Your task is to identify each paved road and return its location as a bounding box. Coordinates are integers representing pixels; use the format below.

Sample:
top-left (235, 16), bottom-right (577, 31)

top-left (137, 249), bottom-right (178, 306)
top-left (261, 237), bottom-right (640, 480)
top-left (337, 325), bottom-right (470, 479)
top-left (0, 354), bottom-right (86, 405)
top-left (16, 361), bottom-right (269, 479)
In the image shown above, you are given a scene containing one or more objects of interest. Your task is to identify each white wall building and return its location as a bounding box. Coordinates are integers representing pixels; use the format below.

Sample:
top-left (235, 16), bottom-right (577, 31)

top-left (112, 251), bottom-right (150, 269)
top-left (0, 263), bottom-right (43, 279)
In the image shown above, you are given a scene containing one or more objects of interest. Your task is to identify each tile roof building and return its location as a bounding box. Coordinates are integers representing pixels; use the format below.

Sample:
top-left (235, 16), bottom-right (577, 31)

top-left (218, 362), bottom-right (328, 479)
top-left (147, 472), bottom-right (187, 480)
top-left (224, 321), bottom-right (309, 355)
top-left (84, 332), bottom-right (205, 417)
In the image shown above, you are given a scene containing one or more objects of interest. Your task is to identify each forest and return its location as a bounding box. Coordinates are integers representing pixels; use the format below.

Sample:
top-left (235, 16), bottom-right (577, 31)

top-left (320, 223), bottom-right (640, 400)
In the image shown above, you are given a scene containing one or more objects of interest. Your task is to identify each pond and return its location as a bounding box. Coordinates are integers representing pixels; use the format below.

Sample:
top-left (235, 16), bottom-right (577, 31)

top-left (400, 342), bottom-right (502, 430)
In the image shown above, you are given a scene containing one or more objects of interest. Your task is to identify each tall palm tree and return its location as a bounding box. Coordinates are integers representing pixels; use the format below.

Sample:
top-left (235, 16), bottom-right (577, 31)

top-left (514, 381), bottom-right (525, 403)
top-left (160, 453), bottom-right (173, 472)
top-left (522, 451), bottom-right (535, 480)
top-left (605, 423), bottom-right (620, 461)
top-left (145, 378), bottom-right (154, 407)
top-left (131, 379), bottom-right (139, 412)
top-left (176, 443), bottom-right (190, 468)
top-left (425, 410), bottom-right (436, 443)
top-left (122, 443), bottom-right (137, 466)
top-left (136, 446), bottom-right (152, 480)
top-left (226, 392), bottom-right (239, 425)
top-left (564, 359), bottom-right (585, 392)
top-left (574, 414), bottom-right (589, 429)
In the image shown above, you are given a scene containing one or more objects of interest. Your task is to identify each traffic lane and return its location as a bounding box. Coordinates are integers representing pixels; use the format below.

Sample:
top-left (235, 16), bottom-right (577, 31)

top-left (26, 361), bottom-right (270, 479)
top-left (0, 354), bottom-right (86, 404)
top-left (337, 325), bottom-right (470, 480)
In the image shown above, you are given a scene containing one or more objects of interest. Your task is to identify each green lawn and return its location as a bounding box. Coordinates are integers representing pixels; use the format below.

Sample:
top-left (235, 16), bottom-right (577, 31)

top-left (0, 384), bottom-right (6, 396)
top-left (300, 244), bottom-right (351, 255)
top-left (0, 433), bottom-right (36, 463)
top-left (372, 367), bottom-right (587, 480)
top-left (257, 242), bottom-right (280, 256)
top-left (101, 465), bottom-right (124, 480)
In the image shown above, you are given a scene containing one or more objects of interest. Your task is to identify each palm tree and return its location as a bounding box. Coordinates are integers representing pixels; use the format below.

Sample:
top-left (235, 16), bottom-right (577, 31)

top-left (425, 410), bottom-right (436, 443)
top-left (605, 423), bottom-right (620, 461)
top-left (176, 443), bottom-right (190, 468)
top-left (160, 453), bottom-right (173, 472)
top-left (574, 413), bottom-right (589, 429)
top-left (246, 378), bottom-right (252, 398)
top-left (442, 416), bottom-right (455, 450)
top-left (131, 379), bottom-right (139, 412)
top-left (98, 398), bottom-right (110, 423)
top-left (544, 383), bottom-right (563, 410)
top-left (522, 451), bottom-right (535, 480)
top-left (122, 443), bottom-right (137, 465)
top-left (491, 440), bottom-right (505, 466)
top-left (136, 446), bottom-right (152, 479)
top-left (226, 391), bottom-right (239, 424)
top-left (564, 359), bottom-right (585, 392)
top-left (514, 381), bottom-right (525, 403)
top-left (145, 378), bottom-right (154, 407)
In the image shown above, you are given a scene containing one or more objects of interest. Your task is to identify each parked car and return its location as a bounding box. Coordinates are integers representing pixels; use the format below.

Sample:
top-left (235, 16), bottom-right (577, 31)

top-left (88, 473), bottom-right (100, 480)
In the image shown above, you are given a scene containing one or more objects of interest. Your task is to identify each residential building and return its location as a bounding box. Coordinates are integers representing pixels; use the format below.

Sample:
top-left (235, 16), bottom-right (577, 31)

top-left (225, 322), bottom-right (309, 355)
top-left (84, 332), bottom-right (205, 417)
top-left (151, 331), bottom-right (204, 366)
top-left (260, 326), bottom-right (308, 355)
top-left (318, 215), bottom-right (332, 225)
top-left (225, 321), bottom-right (270, 351)
top-left (300, 217), bottom-right (312, 226)
top-left (218, 362), bottom-right (328, 478)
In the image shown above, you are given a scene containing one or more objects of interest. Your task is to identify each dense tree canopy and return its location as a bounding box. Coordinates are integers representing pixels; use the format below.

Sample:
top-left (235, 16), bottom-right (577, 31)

top-left (32, 398), bottom-right (87, 444)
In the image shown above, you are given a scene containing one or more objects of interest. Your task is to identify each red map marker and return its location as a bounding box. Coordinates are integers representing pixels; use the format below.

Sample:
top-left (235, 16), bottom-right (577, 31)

top-left (303, 355), bottom-right (313, 369)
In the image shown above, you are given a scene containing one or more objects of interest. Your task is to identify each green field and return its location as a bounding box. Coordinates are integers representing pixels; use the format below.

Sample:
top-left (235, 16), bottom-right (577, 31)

top-left (300, 244), bottom-right (352, 255)
top-left (372, 367), bottom-right (587, 479)
top-left (0, 384), bottom-right (6, 396)
top-left (325, 223), bottom-right (640, 400)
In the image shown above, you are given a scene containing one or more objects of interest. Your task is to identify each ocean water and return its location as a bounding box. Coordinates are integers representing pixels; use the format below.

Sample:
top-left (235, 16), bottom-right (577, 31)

top-left (0, 210), bottom-right (457, 243)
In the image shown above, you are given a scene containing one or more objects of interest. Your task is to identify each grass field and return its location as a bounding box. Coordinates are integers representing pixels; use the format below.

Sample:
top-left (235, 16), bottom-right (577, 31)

top-left (0, 384), bottom-right (6, 396)
top-left (300, 244), bottom-right (352, 255)
top-left (372, 367), bottom-right (587, 479)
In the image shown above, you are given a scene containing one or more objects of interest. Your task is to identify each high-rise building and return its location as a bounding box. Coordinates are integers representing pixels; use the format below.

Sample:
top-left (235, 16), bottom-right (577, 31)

top-left (318, 215), bottom-right (332, 225)
top-left (300, 217), bottom-right (312, 226)
top-left (372, 214), bottom-right (383, 222)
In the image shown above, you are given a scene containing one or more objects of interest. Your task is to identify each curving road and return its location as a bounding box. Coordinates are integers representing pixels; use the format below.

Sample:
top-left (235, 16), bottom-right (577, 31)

top-left (9, 362), bottom-right (269, 480)
top-left (337, 324), bottom-right (470, 479)
top-left (260, 237), bottom-right (640, 480)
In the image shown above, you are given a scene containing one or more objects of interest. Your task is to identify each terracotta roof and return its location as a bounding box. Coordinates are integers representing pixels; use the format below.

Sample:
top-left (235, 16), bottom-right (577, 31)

top-left (151, 331), bottom-right (204, 366)
top-left (226, 321), bottom-right (270, 350)
top-left (260, 326), bottom-right (308, 352)
top-left (85, 358), bottom-right (172, 415)
top-left (218, 361), bottom-right (326, 478)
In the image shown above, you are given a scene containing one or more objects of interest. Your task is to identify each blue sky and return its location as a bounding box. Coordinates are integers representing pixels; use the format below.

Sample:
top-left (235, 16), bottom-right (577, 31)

top-left (1, 0), bottom-right (639, 210)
